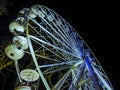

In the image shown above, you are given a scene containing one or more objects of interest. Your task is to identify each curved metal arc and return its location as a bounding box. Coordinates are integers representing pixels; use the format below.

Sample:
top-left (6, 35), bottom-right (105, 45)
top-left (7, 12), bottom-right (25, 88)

top-left (27, 36), bottom-right (51, 90)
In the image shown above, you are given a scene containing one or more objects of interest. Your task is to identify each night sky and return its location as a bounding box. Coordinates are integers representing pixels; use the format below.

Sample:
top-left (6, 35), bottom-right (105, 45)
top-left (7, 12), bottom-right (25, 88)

top-left (0, 0), bottom-right (118, 89)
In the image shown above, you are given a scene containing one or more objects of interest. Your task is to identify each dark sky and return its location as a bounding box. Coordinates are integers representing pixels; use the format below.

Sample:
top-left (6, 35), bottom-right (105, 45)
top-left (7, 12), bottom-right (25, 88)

top-left (0, 0), bottom-right (118, 89)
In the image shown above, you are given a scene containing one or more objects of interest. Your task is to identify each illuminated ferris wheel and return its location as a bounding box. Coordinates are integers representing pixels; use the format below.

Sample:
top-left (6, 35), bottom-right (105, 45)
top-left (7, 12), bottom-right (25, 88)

top-left (5, 5), bottom-right (113, 90)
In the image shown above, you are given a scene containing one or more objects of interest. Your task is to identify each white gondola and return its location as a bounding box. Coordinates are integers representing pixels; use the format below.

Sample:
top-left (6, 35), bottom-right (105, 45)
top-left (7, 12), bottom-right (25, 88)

top-left (13, 36), bottom-right (28, 50)
top-left (9, 21), bottom-right (25, 35)
top-left (20, 69), bottom-right (39, 82)
top-left (5, 44), bottom-right (24, 60)
top-left (15, 85), bottom-right (31, 90)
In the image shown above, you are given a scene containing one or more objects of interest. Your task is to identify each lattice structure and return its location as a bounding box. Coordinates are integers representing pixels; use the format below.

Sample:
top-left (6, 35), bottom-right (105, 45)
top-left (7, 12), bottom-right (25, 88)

top-left (5, 5), bottom-right (114, 90)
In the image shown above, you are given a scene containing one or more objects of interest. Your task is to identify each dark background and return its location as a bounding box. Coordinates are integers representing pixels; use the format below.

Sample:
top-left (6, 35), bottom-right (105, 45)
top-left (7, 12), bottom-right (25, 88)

top-left (0, 0), bottom-right (118, 89)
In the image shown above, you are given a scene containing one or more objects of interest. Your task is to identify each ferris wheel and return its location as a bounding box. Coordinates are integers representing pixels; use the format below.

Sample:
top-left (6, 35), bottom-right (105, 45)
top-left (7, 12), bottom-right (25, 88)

top-left (5, 5), bottom-right (113, 90)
